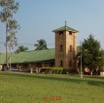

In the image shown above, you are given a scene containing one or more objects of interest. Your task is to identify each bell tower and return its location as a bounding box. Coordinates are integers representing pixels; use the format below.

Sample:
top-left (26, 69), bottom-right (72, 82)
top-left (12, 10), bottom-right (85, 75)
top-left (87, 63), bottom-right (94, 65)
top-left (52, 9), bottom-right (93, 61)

top-left (53, 22), bottom-right (78, 70)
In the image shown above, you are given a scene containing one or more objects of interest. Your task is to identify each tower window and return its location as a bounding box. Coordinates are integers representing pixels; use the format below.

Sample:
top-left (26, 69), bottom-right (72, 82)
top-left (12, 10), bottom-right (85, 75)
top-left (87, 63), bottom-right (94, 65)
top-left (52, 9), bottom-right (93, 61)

top-left (69, 45), bottom-right (72, 52)
top-left (59, 44), bottom-right (63, 52)
top-left (69, 60), bottom-right (72, 67)
top-left (69, 31), bottom-right (72, 35)
top-left (59, 31), bottom-right (63, 35)
top-left (60, 60), bottom-right (63, 67)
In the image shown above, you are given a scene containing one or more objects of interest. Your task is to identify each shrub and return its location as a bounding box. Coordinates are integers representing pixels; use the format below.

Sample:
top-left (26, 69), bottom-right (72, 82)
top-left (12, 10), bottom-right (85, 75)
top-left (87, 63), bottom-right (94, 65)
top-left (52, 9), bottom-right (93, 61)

top-left (41, 67), bottom-right (64, 74)
top-left (62, 69), bottom-right (69, 74)
top-left (41, 67), bottom-right (51, 74)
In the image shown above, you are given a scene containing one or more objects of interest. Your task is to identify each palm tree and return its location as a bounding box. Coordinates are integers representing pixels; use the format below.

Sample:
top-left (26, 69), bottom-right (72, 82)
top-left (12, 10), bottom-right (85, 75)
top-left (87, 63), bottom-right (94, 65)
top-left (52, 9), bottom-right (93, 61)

top-left (15, 45), bottom-right (28, 53)
top-left (34, 39), bottom-right (48, 50)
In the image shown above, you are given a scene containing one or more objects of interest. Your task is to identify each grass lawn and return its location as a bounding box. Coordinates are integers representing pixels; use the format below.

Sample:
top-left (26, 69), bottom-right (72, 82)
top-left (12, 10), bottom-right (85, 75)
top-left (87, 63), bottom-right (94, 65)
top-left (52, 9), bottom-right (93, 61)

top-left (0, 72), bottom-right (104, 103)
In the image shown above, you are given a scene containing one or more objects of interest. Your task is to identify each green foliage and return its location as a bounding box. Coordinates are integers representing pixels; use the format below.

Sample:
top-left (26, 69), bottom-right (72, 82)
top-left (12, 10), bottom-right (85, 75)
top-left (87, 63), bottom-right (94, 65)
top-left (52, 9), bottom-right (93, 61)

top-left (34, 39), bottom-right (48, 50)
top-left (81, 34), bottom-right (104, 71)
top-left (0, 0), bottom-right (20, 33)
top-left (0, 0), bottom-right (20, 68)
top-left (15, 45), bottom-right (28, 53)
top-left (41, 67), bottom-right (63, 74)
top-left (0, 0), bottom-right (19, 20)
top-left (0, 0), bottom-right (20, 49)
top-left (62, 69), bottom-right (69, 74)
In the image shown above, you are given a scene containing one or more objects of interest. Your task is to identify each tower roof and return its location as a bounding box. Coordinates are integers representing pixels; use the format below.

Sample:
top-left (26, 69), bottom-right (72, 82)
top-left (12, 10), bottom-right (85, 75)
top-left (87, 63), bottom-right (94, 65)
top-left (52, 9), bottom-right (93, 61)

top-left (52, 25), bottom-right (78, 32)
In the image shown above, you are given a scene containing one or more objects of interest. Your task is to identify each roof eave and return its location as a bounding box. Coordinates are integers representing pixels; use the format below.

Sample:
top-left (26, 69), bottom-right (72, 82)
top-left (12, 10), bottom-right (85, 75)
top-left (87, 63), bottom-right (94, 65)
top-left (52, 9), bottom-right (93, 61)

top-left (52, 29), bottom-right (78, 33)
top-left (52, 25), bottom-right (78, 33)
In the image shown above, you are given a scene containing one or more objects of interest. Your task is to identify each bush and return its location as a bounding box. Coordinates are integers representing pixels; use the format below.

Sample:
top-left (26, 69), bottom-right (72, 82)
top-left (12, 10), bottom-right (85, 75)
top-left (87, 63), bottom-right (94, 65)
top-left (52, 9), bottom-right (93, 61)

top-left (62, 69), bottom-right (69, 74)
top-left (41, 67), bottom-right (64, 74)
top-left (41, 67), bottom-right (51, 74)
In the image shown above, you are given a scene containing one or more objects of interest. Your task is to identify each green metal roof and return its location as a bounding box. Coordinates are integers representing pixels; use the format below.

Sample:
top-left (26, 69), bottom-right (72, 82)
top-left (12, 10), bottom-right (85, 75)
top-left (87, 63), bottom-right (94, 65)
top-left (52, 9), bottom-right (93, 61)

top-left (52, 25), bottom-right (78, 32)
top-left (0, 48), bottom-right (55, 64)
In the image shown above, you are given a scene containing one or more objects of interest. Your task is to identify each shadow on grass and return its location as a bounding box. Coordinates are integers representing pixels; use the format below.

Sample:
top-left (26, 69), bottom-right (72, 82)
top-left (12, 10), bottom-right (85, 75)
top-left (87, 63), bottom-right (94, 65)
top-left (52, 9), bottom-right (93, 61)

top-left (87, 80), bottom-right (104, 87)
top-left (0, 72), bottom-right (104, 87)
top-left (85, 76), bottom-right (104, 80)
top-left (84, 76), bottom-right (104, 87)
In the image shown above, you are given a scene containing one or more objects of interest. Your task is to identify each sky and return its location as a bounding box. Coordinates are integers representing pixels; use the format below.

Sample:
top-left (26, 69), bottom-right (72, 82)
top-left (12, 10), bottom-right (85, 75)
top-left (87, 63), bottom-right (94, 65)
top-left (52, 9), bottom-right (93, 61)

top-left (0, 0), bottom-right (104, 52)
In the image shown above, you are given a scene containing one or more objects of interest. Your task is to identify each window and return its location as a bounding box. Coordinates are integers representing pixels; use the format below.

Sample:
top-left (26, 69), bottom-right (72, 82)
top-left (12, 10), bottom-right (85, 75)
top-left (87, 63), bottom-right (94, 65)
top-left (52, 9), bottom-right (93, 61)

top-left (69, 60), bottom-right (72, 67)
top-left (59, 44), bottom-right (63, 52)
top-left (60, 60), bottom-right (63, 67)
top-left (69, 45), bottom-right (72, 52)
top-left (59, 31), bottom-right (63, 35)
top-left (69, 31), bottom-right (72, 35)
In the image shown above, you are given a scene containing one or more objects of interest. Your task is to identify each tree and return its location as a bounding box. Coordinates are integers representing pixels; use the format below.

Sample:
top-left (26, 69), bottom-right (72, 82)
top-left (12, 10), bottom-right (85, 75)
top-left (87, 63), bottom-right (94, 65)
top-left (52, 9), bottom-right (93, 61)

top-left (34, 39), bottom-right (48, 50)
top-left (0, 0), bottom-right (19, 69)
top-left (81, 34), bottom-right (104, 74)
top-left (15, 45), bottom-right (28, 53)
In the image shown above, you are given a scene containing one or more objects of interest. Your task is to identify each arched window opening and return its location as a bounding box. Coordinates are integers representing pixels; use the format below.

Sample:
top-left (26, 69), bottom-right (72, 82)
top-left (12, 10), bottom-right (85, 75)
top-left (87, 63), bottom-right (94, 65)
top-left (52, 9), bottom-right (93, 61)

top-left (60, 60), bottom-right (63, 67)
top-left (69, 31), bottom-right (72, 35)
top-left (69, 60), bottom-right (72, 67)
top-left (69, 45), bottom-right (72, 52)
top-left (59, 44), bottom-right (63, 52)
top-left (59, 31), bottom-right (63, 35)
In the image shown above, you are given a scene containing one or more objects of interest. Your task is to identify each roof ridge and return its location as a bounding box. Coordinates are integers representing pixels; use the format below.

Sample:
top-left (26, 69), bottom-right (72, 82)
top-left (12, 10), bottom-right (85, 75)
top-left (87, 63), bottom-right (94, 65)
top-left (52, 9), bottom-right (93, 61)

top-left (52, 25), bottom-right (78, 32)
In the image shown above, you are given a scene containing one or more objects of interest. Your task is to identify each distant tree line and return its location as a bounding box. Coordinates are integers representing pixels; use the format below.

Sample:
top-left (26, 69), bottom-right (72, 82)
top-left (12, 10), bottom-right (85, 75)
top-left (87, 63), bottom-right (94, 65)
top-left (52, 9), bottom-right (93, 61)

top-left (15, 39), bottom-right (48, 53)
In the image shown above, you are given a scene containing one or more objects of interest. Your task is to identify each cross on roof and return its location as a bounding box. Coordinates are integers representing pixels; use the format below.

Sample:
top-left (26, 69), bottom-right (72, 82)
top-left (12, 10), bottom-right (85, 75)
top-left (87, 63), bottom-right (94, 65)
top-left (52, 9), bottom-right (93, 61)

top-left (65, 21), bottom-right (67, 26)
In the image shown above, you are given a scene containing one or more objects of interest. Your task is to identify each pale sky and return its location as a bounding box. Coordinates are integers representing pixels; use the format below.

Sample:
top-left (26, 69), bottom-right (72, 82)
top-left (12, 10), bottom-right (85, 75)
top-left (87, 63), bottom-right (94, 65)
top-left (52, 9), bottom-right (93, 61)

top-left (0, 0), bottom-right (104, 52)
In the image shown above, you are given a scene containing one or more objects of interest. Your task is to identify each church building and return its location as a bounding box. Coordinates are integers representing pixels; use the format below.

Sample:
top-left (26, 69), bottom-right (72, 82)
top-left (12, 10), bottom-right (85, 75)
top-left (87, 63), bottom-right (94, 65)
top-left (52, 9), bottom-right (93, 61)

top-left (0, 23), bottom-right (78, 72)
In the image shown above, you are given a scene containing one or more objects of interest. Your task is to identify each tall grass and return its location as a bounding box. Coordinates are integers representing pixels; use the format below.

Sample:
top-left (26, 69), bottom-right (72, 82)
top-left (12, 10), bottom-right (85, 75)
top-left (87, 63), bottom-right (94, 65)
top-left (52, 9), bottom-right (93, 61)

top-left (0, 72), bottom-right (104, 103)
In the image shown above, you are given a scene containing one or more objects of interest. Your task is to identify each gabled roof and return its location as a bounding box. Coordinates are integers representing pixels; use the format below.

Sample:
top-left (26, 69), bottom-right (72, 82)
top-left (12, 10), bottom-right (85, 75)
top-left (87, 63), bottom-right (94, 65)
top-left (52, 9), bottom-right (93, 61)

top-left (0, 48), bottom-right (55, 64)
top-left (52, 25), bottom-right (78, 32)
